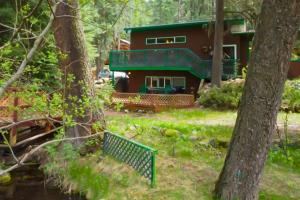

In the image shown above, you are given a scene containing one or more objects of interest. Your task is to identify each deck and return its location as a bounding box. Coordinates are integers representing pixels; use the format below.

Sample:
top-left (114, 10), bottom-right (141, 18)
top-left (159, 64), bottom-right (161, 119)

top-left (109, 48), bottom-right (238, 79)
top-left (112, 92), bottom-right (195, 112)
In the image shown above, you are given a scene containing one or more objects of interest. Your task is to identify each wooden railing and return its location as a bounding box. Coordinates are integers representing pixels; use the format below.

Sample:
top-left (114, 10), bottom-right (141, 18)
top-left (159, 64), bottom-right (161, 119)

top-left (0, 89), bottom-right (59, 146)
top-left (112, 92), bottom-right (195, 111)
top-left (0, 89), bottom-right (30, 120)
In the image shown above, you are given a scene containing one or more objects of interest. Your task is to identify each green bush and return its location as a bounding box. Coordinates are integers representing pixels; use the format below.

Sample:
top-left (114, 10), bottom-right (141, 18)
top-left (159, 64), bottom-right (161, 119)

top-left (268, 147), bottom-right (300, 173)
top-left (199, 79), bottom-right (300, 112)
top-left (281, 79), bottom-right (300, 112)
top-left (198, 80), bottom-right (244, 110)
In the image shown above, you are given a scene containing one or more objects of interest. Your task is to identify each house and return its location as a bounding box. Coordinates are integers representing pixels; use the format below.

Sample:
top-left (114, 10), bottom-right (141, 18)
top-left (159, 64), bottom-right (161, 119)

top-left (109, 19), bottom-right (300, 96)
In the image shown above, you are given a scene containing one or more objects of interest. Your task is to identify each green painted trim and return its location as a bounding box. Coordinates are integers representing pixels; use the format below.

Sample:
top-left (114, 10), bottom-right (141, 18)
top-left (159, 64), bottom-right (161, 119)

top-left (112, 71), bottom-right (115, 85)
top-left (109, 132), bottom-right (158, 153)
top-left (110, 47), bottom-right (193, 53)
top-left (110, 66), bottom-right (191, 71)
top-left (103, 131), bottom-right (158, 187)
top-left (290, 58), bottom-right (300, 62)
top-left (151, 152), bottom-right (157, 187)
top-left (125, 18), bottom-right (244, 33)
top-left (110, 66), bottom-right (207, 79)
top-left (109, 48), bottom-right (238, 79)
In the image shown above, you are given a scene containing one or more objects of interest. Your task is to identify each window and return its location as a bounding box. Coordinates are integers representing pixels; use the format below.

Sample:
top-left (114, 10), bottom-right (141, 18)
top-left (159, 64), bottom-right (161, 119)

top-left (146, 38), bottom-right (156, 45)
top-left (172, 77), bottom-right (185, 89)
top-left (146, 77), bottom-right (151, 87)
top-left (152, 78), bottom-right (159, 88)
top-left (145, 76), bottom-right (185, 89)
top-left (175, 36), bottom-right (186, 43)
top-left (165, 77), bottom-right (172, 87)
top-left (146, 36), bottom-right (186, 45)
top-left (159, 77), bottom-right (165, 87)
top-left (157, 37), bottom-right (174, 44)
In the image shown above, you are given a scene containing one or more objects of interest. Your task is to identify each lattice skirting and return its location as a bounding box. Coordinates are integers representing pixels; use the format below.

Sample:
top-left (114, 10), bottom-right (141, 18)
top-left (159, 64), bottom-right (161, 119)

top-left (103, 131), bottom-right (158, 186)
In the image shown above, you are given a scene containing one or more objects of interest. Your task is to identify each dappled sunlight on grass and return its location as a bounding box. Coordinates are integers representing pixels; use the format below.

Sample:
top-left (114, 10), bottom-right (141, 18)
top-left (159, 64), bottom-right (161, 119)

top-left (103, 108), bottom-right (300, 199)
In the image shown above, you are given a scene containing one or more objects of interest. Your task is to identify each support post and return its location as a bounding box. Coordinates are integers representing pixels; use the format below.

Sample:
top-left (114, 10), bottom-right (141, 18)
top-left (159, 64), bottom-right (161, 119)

top-left (9, 95), bottom-right (19, 146)
top-left (151, 151), bottom-right (158, 187)
top-left (111, 71), bottom-right (115, 86)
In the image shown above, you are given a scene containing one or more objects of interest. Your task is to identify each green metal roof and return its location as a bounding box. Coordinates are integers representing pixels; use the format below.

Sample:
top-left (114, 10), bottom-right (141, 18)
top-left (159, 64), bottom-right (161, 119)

top-left (124, 18), bottom-right (245, 33)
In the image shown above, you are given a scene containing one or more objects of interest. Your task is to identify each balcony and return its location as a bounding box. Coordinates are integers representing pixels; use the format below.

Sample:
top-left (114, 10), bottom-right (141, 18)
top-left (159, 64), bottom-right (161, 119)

top-left (109, 48), bottom-right (238, 79)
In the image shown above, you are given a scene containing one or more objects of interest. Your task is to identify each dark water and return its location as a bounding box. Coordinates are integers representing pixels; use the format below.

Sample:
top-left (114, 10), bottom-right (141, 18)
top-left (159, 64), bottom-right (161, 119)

top-left (1, 184), bottom-right (85, 200)
top-left (0, 166), bottom-right (85, 200)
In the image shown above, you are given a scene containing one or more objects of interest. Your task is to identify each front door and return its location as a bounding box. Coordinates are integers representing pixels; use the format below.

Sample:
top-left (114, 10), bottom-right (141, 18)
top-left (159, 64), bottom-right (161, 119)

top-left (223, 44), bottom-right (237, 60)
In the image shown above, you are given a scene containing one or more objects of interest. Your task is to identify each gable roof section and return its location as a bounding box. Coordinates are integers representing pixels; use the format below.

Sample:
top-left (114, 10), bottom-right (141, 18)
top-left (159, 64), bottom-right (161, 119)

top-left (124, 18), bottom-right (244, 33)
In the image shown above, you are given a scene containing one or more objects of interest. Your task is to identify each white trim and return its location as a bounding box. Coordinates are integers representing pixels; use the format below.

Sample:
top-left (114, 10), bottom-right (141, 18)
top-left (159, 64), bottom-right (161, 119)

top-left (146, 36), bottom-right (186, 45)
top-left (144, 76), bottom-right (186, 89)
top-left (223, 44), bottom-right (237, 60)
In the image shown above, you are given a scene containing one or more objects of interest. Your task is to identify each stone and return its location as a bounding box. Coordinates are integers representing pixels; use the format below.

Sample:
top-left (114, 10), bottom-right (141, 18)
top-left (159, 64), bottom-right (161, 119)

top-left (165, 129), bottom-right (180, 138)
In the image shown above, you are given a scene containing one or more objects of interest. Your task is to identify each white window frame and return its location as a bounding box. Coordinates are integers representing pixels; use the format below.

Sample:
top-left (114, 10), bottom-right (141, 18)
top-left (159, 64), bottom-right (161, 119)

top-left (223, 44), bottom-right (237, 60)
top-left (145, 76), bottom-right (186, 89)
top-left (146, 36), bottom-right (186, 45)
top-left (146, 38), bottom-right (157, 45)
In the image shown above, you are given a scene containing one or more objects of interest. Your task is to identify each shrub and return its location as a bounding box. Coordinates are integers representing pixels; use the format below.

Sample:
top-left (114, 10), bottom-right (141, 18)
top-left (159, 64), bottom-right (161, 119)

top-left (198, 80), bottom-right (244, 110)
top-left (281, 79), bottom-right (300, 112)
top-left (199, 79), bottom-right (300, 113)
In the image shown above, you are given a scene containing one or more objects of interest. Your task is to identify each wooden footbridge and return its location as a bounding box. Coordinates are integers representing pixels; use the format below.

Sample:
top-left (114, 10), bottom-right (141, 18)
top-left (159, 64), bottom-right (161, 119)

top-left (0, 89), bottom-right (61, 150)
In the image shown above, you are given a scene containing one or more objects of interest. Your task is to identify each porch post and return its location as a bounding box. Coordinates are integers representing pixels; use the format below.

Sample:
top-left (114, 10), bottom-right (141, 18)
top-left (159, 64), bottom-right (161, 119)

top-left (111, 71), bottom-right (115, 86)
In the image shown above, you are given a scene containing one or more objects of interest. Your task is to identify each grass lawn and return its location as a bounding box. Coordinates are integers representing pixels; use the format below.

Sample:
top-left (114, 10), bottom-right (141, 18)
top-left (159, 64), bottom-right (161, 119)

top-left (99, 108), bottom-right (300, 200)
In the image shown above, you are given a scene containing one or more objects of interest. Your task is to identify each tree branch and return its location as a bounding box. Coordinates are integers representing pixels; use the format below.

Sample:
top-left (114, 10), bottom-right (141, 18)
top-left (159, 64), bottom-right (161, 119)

top-left (0, 4), bottom-right (57, 98)
top-left (0, 132), bottom-right (103, 176)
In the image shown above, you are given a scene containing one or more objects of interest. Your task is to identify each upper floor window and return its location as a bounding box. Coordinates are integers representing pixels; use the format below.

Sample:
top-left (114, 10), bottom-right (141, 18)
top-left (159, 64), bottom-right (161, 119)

top-left (146, 36), bottom-right (186, 45)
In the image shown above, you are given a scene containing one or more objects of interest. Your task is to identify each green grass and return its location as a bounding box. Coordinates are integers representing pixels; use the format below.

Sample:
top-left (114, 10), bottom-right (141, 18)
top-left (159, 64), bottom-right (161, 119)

top-left (100, 108), bottom-right (300, 199)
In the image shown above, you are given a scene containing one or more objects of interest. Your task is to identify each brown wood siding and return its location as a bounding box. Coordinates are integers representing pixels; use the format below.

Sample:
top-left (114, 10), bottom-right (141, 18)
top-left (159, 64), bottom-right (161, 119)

top-left (128, 27), bottom-right (300, 79)
top-left (288, 61), bottom-right (300, 79)
top-left (126, 71), bottom-right (200, 96)
top-left (130, 27), bottom-right (242, 60)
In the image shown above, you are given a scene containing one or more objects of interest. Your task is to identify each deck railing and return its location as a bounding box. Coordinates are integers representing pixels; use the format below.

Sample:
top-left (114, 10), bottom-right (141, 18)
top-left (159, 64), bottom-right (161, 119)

top-left (0, 88), bottom-right (30, 119)
top-left (109, 48), bottom-right (238, 79)
top-left (112, 92), bottom-right (195, 111)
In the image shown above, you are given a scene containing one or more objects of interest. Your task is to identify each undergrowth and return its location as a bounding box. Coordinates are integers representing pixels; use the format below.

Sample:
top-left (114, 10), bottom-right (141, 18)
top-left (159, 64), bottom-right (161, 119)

top-left (42, 133), bottom-right (109, 200)
top-left (199, 79), bottom-right (300, 112)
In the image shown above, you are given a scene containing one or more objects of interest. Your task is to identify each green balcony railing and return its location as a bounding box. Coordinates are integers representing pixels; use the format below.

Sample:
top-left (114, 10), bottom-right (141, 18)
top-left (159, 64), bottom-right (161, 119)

top-left (109, 48), bottom-right (238, 79)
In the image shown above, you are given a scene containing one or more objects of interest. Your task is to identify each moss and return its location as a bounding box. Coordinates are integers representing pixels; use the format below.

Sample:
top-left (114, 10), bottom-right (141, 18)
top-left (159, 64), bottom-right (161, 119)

top-left (0, 173), bottom-right (12, 185)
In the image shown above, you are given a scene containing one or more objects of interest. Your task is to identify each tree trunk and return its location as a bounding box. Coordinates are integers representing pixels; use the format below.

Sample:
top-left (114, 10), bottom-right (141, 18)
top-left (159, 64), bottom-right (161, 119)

top-left (53, 0), bottom-right (105, 145)
top-left (214, 1), bottom-right (300, 199)
top-left (211, 0), bottom-right (223, 87)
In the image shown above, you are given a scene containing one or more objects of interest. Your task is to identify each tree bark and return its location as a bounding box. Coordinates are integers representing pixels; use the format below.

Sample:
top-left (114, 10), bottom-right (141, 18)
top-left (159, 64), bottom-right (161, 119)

top-left (53, 0), bottom-right (105, 145)
top-left (214, 1), bottom-right (300, 199)
top-left (211, 0), bottom-right (224, 87)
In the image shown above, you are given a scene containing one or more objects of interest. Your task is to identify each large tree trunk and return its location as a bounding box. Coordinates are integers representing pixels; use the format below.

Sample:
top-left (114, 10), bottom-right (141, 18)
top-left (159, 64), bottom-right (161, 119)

top-left (53, 0), bottom-right (105, 145)
top-left (211, 0), bottom-right (224, 87)
top-left (214, 1), bottom-right (300, 199)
